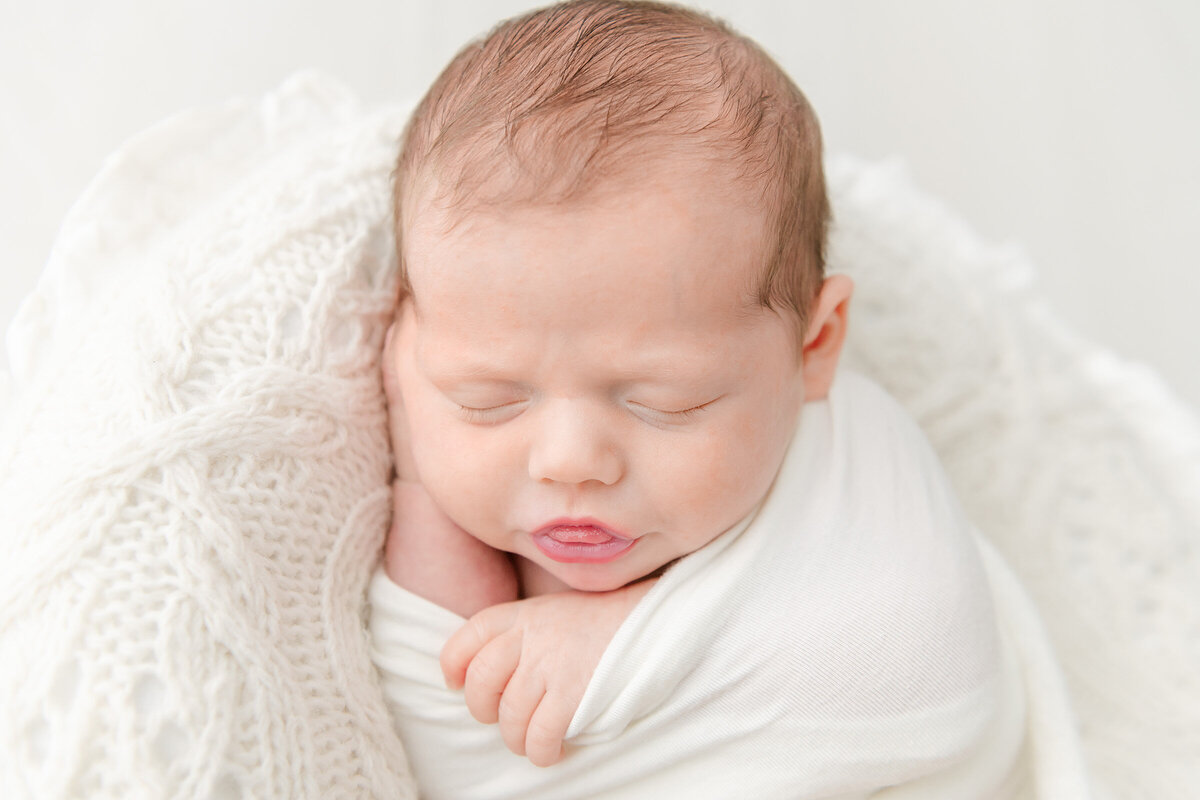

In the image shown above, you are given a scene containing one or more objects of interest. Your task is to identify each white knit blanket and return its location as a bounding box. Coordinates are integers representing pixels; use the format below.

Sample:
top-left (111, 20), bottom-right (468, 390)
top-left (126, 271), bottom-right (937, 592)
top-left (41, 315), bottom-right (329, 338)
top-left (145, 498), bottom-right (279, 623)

top-left (0, 74), bottom-right (413, 799)
top-left (2, 72), bottom-right (1197, 799)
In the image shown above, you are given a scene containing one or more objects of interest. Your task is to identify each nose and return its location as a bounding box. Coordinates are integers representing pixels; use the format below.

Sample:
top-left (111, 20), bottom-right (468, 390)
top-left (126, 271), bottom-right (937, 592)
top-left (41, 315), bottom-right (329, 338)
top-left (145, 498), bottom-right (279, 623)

top-left (527, 400), bottom-right (623, 487)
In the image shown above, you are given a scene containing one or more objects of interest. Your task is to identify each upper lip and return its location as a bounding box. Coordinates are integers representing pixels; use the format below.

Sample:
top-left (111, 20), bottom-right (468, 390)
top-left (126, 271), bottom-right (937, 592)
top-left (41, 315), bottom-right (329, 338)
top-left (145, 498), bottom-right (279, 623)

top-left (531, 517), bottom-right (633, 540)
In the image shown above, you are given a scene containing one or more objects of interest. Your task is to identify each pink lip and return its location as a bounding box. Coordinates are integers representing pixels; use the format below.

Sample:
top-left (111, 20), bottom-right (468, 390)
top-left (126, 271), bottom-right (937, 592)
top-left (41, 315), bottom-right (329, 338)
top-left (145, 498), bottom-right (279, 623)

top-left (531, 518), bottom-right (637, 564)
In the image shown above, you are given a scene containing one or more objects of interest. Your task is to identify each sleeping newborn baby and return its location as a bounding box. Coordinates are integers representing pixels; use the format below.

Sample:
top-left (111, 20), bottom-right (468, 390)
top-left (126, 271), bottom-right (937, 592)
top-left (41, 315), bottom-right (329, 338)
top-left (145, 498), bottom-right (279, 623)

top-left (368, 1), bottom-right (1055, 797)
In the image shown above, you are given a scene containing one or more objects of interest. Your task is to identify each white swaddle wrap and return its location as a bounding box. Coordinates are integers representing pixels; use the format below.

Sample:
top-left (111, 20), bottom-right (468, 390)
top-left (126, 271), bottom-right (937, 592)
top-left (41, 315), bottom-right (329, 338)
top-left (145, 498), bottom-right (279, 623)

top-left (369, 371), bottom-right (1090, 799)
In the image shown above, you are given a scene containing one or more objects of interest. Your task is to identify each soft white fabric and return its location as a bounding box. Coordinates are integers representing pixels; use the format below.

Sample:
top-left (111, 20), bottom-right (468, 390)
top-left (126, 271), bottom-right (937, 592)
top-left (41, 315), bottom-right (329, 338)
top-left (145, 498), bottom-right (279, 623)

top-left (0, 73), bottom-right (416, 799)
top-left (828, 157), bottom-right (1200, 799)
top-left (1, 72), bottom-right (1196, 799)
top-left (368, 371), bottom-right (1089, 799)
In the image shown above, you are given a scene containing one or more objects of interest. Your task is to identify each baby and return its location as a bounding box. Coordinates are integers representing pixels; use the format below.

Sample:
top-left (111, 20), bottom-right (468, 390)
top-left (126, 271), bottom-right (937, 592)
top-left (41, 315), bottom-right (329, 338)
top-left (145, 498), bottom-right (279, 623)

top-left (368, 1), bottom-right (1038, 797)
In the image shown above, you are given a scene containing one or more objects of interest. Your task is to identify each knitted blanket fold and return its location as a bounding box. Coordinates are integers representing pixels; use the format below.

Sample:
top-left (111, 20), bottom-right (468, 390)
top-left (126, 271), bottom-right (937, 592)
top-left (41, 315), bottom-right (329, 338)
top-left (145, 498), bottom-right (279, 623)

top-left (0, 73), bottom-right (416, 799)
top-left (2, 73), bottom-right (1197, 799)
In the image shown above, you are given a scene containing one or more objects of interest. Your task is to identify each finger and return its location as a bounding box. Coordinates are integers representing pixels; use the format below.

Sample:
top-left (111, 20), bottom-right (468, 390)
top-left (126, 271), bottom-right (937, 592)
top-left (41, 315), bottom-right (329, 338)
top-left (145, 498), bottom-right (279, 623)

top-left (498, 668), bottom-right (546, 757)
top-left (441, 603), bottom-right (520, 689)
top-left (462, 629), bottom-right (523, 724)
top-left (524, 690), bottom-right (571, 767)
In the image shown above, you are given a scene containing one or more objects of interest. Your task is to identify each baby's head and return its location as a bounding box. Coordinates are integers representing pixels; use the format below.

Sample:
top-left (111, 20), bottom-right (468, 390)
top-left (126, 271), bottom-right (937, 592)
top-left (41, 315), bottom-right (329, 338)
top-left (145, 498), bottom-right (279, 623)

top-left (388, 0), bottom-right (853, 591)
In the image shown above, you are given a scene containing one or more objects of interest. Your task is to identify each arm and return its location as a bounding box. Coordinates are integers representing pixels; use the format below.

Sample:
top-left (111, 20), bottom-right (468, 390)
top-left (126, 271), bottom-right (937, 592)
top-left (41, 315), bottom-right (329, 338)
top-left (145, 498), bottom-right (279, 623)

top-left (440, 578), bottom-right (657, 767)
top-left (383, 480), bottom-right (519, 618)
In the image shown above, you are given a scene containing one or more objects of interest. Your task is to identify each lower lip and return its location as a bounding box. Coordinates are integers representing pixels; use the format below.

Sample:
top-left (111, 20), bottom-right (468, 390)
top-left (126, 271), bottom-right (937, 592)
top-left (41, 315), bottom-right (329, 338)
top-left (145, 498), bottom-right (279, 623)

top-left (531, 525), bottom-right (637, 563)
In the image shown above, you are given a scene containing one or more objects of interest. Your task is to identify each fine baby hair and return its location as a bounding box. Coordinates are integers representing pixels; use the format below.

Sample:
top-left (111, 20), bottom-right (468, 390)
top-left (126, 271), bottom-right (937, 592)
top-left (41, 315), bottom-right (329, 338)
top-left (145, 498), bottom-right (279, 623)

top-left (391, 0), bottom-right (830, 336)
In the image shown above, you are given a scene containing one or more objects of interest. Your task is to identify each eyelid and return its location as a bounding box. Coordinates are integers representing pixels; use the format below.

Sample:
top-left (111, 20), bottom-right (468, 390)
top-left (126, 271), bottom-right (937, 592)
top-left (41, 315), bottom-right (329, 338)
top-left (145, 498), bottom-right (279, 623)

top-left (454, 399), bottom-right (528, 424)
top-left (627, 397), bottom-right (719, 423)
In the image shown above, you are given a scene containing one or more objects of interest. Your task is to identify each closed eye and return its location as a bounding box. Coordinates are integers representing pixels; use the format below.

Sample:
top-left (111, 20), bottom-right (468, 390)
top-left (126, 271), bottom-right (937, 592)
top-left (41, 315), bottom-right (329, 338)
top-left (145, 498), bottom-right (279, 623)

top-left (627, 397), bottom-right (720, 424)
top-left (454, 400), bottom-right (528, 424)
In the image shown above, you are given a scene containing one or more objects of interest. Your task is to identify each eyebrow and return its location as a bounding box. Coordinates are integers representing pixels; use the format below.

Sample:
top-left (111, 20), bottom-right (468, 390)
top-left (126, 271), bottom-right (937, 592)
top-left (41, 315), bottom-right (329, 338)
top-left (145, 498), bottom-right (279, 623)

top-left (422, 353), bottom-right (718, 387)
top-left (415, 321), bottom-right (726, 384)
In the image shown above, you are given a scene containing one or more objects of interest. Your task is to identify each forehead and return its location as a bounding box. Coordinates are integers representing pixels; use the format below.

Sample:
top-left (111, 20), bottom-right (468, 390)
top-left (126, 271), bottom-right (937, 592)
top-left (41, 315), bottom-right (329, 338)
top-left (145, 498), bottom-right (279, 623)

top-left (403, 161), bottom-right (771, 331)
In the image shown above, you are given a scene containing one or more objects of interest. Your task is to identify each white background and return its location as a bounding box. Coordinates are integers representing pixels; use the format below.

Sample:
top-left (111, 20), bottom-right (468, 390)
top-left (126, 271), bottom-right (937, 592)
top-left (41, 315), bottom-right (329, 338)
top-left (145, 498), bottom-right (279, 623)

top-left (2, 0), bottom-right (1197, 410)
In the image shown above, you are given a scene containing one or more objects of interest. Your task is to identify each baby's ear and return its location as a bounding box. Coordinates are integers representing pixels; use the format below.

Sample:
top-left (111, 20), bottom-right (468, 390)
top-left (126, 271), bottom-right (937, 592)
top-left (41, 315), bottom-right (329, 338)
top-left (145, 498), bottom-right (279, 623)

top-left (800, 275), bottom-right (854, 401)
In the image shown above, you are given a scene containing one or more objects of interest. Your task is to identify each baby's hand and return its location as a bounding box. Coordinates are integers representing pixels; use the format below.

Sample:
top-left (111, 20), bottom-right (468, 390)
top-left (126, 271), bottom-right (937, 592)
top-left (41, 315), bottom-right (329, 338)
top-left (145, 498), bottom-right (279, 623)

top-left (440, 580), bottom-right (656, 767)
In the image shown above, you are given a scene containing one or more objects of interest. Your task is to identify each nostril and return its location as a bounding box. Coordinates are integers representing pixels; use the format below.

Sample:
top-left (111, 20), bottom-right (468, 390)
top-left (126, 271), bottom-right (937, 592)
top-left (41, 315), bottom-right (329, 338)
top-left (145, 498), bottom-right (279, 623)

top-left (526, 402), bottom-right (625, 486)
top-left (529, 449), bottom-right (623, 487)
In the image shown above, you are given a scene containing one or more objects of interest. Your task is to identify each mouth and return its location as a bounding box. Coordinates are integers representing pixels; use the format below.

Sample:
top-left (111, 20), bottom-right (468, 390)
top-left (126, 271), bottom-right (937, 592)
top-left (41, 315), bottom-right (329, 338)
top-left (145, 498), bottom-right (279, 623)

top-left (530, 518), bottom-right (637, 564)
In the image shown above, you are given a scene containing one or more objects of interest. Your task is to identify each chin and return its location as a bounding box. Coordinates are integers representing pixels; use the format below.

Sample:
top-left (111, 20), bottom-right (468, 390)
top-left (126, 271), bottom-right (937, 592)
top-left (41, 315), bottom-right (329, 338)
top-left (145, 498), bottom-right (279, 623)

top-left (556, 567), bottom-right (640, 594)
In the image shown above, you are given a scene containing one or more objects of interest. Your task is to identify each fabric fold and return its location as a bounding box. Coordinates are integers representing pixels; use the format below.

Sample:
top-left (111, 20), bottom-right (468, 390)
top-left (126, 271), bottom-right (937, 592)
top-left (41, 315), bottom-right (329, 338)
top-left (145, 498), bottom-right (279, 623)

top-left (369, 371), bottom-right (1080, 798)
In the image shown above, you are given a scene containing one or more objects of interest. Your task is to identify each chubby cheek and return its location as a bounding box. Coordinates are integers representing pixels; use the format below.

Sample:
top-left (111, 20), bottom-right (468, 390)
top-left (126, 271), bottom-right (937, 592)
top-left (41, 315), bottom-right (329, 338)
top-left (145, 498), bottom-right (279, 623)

top-left (411, 422), bottom-right (508, 536)
top-left (397, 390), bottom-right (507, 546)
top-left (663, 410), bottom-right (792, 542)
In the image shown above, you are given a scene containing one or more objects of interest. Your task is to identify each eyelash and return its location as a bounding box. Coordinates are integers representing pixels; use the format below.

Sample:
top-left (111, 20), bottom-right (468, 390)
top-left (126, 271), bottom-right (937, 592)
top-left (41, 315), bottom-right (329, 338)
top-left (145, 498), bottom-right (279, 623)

top-left (454, 402), bottom-right (525, 424)
top-left (628, 399), bottom-right (716, 423)
top-left (452, 398), bottom-right (717, 425)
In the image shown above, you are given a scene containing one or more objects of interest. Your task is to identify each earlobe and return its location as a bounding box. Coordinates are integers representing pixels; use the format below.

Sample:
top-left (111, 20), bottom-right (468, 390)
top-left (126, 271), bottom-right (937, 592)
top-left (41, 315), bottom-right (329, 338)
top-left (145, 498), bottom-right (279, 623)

top-left (800, 274), bottom-right (854, 401)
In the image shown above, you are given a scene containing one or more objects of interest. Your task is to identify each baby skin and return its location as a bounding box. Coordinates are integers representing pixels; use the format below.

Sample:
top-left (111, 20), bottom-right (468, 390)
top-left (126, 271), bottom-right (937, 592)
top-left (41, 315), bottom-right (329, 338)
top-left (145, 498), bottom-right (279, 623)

top-left (381, 159), bottom-right (853, 767)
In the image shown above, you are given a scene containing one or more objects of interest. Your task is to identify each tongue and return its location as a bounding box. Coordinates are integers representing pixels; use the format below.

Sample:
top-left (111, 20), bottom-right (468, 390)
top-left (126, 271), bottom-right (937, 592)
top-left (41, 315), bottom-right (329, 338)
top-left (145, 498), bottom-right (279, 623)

top-left (547, 526), bottom-right (613, 544)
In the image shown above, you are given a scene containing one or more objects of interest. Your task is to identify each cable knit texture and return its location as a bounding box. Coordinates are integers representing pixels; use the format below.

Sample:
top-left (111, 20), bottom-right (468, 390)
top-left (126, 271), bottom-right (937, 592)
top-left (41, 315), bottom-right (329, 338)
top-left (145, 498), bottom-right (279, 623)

top-left (1, 73), bottom-right (1197, 798)
top-left (0, 74), bottom-right (414, 799)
